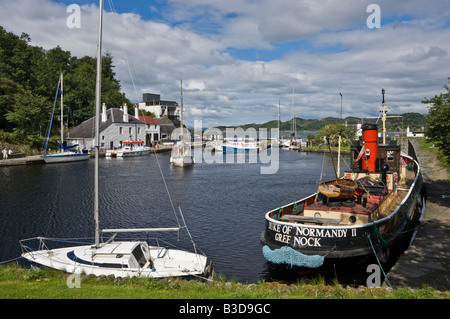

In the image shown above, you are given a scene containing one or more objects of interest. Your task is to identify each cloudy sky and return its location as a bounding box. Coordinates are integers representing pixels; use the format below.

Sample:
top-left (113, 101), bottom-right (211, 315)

top-left (1, 0), bottom-right (449, 127)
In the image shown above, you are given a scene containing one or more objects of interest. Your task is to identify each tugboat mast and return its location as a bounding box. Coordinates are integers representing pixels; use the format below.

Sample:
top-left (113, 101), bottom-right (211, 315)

top-left (381, 88), bottom-right (386, 144)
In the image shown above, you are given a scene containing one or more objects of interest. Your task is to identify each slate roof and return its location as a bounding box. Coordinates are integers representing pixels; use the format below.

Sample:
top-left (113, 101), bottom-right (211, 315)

top-left (66, 108), bottom-right (145, 139)
top-left (156, 116), bottom-right (176, 133)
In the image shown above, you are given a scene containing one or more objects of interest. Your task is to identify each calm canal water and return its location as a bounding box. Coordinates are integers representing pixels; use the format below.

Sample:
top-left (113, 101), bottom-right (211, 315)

top-left (0, 148), bottom-right (346, 283)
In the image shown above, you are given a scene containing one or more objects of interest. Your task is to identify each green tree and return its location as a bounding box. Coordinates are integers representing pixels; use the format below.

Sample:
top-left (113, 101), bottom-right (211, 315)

top-left (0, 77), bottom-right (23, 131)
top-left (306, 133), bottom-right (316, 147)
top-left (33, 46), bottom-right (71, 97)
top-left (64, 54), bottom-right (130, 126)
top-left (0, 27), bottom-right (130, 138)
top-left (422, 78), bottom-right (450, 163)
top-left (6, 89), bottom-right (52, 136)
top-left (316, 123), bottom-right (356, 147)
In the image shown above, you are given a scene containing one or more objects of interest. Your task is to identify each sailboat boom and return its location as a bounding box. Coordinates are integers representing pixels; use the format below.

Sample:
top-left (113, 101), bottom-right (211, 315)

top-left (102, 227), bottom-right (181, 233)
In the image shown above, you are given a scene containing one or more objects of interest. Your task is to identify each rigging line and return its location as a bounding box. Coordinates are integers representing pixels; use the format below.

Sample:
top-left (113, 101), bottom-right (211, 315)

top-left (319, 150), bottom-right (328, 184)
top-left (330, 147), bottom-right (379, 198)
top-left (178, 205), bottom-right (200, 257)
top-left (153, 149), bottom-right (181, 227)
top-left (106, 0), bottom-right (140, 104)
top-left (368, 233), bottom-right (393, 288)
top-left (44, 77), bottom-right (61, 153)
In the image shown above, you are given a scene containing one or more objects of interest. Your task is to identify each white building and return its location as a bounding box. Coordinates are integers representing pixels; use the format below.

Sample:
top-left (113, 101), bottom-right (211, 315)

top-left (406, 126), bottom-right (425, 138)
top-left (138, 93), bottom-right (180, 122)
top-left (66, 103), bottom-right (148, 150)
top-left (139, 115), bottom-right (161, 144)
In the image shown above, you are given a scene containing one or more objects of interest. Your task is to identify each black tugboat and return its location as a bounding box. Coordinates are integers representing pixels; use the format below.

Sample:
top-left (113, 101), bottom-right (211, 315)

top-left (260, 89), bottom-right (426, 281)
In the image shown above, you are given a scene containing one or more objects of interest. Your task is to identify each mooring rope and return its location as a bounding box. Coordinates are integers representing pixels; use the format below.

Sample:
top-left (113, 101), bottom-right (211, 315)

top-left (367, 233), bottom-right (392, 288)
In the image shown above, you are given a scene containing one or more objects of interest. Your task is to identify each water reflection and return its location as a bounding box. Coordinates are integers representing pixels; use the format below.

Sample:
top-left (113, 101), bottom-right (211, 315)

top-left (1, 149), bottom-right (344, 283)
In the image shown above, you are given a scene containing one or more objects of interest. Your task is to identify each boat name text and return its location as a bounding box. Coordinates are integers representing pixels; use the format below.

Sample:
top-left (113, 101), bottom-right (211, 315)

top-left (268, 222), bottom-right (354, 247)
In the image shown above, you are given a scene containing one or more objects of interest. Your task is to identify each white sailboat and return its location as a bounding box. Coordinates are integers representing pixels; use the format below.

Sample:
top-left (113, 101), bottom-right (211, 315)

top-left (43, 73), bottom-right (90, 163)
top-left (170, 80), bottom-right (194, 167)
top-left (221, 139), bottom-right (260, 152)
top-left (20, 0), bottom-right (209, 279)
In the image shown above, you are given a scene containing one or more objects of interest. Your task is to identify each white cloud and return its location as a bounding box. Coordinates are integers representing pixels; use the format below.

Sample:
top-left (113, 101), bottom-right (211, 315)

top-left (0, 0), bottom-right (449, 127)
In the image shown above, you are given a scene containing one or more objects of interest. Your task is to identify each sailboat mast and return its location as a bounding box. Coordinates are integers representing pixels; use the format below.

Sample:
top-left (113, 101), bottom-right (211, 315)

top-left (60, 73), bottom-right (64, 153)
top-left (278, 95), bottom-right (280, 140)
top-left (180, 80), bottom-right (183, 143)
top-left (382, 88), bottom-right (386, 144)
top-left (94, 0), bottom-right (104, 248)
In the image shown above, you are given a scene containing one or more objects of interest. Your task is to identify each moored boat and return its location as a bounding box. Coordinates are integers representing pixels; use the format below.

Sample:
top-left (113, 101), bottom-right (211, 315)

top-left (260, 89), bottom-right (426, 281)
top-left (43, 73), bottom-right (90, 164)
top-left (105, 141), bottom-right (150, 157)
top-left (43, 148), bottom-right (90, 163)
top-left (170, 140), bottom-right (194, 167)
top-left (170, 80), bottom-right (194, 167)
top-left (222, 140), bottom-right (261, 152)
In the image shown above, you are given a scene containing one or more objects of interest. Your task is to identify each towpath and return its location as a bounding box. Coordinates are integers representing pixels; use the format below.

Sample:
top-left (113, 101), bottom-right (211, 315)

top-left (385, 138), bottom-right (450, 291)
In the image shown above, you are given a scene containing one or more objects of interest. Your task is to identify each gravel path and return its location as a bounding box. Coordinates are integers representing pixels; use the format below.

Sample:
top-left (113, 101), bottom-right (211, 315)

top-left (385, 139), bottom-right (450, 291)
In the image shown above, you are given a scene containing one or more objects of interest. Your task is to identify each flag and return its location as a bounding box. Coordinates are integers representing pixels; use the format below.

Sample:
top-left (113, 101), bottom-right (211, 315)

top-left (400, 157), bottom-right (406, 166)
top-left (356, 145), bottom-right (365, 162)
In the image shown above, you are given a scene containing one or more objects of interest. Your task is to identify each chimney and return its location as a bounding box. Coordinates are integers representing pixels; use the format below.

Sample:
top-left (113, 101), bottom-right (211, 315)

top-left (123, 103), bottom-right (129, 122)
top-left (135, 104), bottom-right (139, 119)
top-left (102, 103), bottom-right (107, 122)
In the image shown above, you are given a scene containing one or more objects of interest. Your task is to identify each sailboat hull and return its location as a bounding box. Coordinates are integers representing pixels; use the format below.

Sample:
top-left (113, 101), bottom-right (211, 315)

top-left (171, 155), bottom-right (194, 167)
top-left (43, 152), bottom-right (90, 164)
top-left (170, 141), bottom-right (194, 167)
top-left (21, 240), bottom-right (209, 279)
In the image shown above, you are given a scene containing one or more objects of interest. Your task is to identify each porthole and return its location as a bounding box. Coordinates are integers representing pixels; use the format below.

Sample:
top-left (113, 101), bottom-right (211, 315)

top-left (314, 212), bottom-right (321, 218)
top-left (349, 216), bottom-right (357, 223)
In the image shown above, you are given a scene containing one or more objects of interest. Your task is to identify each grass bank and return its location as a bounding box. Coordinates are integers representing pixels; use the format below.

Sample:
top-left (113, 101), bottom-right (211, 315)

top-left (0, 264), bottom-right (448, 299)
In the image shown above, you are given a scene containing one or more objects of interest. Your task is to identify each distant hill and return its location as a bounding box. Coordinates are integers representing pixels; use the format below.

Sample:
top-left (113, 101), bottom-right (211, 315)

top-left (217, 112), bottom-right (427, 133)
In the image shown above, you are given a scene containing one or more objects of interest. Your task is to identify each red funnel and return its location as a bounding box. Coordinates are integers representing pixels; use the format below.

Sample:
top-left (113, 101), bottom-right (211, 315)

top-left (362, 124), bottom-right (378, 171)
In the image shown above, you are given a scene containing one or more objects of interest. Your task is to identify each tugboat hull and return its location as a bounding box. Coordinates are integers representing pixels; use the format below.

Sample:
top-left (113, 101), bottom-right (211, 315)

top-left (261, 129), bottom-right (425, 281)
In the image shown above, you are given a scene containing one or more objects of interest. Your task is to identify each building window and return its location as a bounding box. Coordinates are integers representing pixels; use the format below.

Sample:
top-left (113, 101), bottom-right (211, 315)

top-left (138, 127), bottom-right (141, 135)
top-left (119, 127), bottom-right (123, 135)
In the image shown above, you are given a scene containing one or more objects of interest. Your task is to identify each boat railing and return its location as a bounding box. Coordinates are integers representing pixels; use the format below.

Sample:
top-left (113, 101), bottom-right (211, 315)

top-left (19, 236), bottom-right (93, 257)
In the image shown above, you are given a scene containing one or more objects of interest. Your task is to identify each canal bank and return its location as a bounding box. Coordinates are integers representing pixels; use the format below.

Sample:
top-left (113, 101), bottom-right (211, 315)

top-left (0, 155), bottom-right (45, 166)
top-left (385, 138), bottom-right (450, 290)
top-left (0, 146), bottom-right (173, 167)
